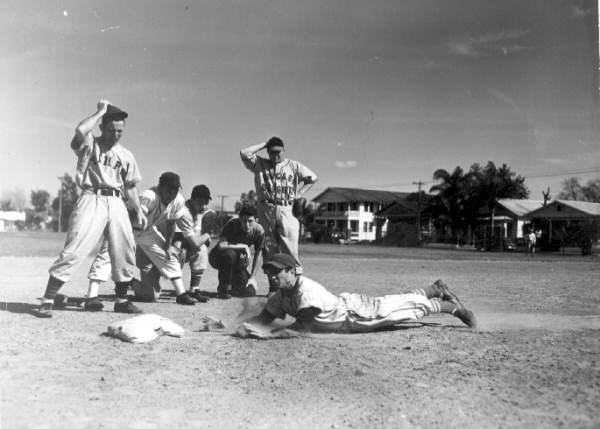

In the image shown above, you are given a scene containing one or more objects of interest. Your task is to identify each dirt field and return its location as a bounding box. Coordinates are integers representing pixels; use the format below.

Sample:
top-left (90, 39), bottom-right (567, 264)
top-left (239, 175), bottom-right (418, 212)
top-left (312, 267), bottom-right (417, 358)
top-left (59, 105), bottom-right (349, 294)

top-left (1, 232), bottom-right (599, 429)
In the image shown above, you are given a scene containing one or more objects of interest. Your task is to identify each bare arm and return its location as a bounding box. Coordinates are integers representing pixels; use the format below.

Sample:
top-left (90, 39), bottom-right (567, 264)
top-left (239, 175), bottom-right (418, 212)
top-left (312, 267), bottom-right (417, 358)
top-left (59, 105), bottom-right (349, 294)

top-left (70, 99), bottom-right (110, 150)
top-left (125, 186), bottom-right (147, 230)
top-left (240, 141), bottom-right (267, 160)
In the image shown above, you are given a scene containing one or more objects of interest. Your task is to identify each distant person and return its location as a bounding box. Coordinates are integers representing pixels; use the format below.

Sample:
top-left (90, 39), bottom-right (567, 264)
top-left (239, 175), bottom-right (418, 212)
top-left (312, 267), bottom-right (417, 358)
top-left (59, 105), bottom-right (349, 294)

top-left (208, 204), bottom-right (265, 299)
top-left (527, 229), bottom-right (537, 256)
top-left (236, 254), bottom-right (477, 337)
top-left (35, 99), bottom-right (147, 318)
top-left (240, 137), bottom-right (317, 292)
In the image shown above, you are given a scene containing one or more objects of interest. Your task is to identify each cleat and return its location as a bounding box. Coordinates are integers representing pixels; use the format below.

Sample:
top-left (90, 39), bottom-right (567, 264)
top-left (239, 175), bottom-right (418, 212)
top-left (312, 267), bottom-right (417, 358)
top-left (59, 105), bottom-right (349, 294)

top-left (452, 305), bottom-right (477, 328)
top-left (53, 294), bottom-right (68, 308)
top-left (190, 290), bottom-right (209, 303)
top-left (34, 302), bottom-right (53, 318)
top-left (84, 297), bottom-right (104, 312)
top-left (433, 279), bottom-right (461, 305)
top-left (175, 293), bottom-right (196, 305)
top-left (217, 292), bottom-right (232, 300)
top-left (114, 300), bottom-right (142, 314)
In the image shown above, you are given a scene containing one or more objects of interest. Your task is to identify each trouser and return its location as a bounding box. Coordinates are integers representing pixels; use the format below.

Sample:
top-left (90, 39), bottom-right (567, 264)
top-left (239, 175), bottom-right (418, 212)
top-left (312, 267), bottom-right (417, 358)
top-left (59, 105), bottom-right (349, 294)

top-left (132, 246), bottom-right (162, 302)
top-left (257, 202), bottom-right (302, 274)
top-left (49, 192), bottom-right (135, 283)
top-left (208, 248), bottom-right (254, 296)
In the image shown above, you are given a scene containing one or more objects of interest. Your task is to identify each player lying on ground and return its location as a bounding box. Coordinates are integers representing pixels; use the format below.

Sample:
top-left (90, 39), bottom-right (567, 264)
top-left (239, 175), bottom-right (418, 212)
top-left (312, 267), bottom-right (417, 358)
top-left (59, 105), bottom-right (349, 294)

top-left (208, 204), bottom-right (265, 299)
top-left (236, 254), bottom-right (477, 337)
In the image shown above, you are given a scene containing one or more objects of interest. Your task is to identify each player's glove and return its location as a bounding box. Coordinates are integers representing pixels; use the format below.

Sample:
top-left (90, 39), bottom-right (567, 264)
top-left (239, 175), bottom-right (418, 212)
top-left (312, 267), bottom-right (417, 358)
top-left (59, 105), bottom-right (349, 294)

top-left (292, 197), bottom-right (307, 219)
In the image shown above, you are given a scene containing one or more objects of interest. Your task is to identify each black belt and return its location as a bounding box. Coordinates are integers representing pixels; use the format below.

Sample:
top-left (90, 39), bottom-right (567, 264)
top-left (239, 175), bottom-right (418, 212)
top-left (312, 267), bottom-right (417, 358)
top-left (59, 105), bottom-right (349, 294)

top-left (260, 199), bottom-right (291, 206)
top-left (88, 188), bottom-right (121, 197)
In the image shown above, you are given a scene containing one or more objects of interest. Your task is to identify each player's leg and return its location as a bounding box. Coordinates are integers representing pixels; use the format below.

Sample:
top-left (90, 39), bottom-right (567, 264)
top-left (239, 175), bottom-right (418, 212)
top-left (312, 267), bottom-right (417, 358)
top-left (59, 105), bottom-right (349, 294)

top-left (135, 228), bottom-right (195, 305)
top-left (132, 247), bottom-right (162, 302)
top-left (84, 237), bottom-right (111, 311)
top-left (209, 248), bottom-right (238, 299)
top-left (187, 244), bottom-right (209, 302)
top-left (231, 267), bottom-right (254, 297)
top-left (36, 194), bottom-right (108, 318)
top-left (275, 206), bottom-right (302, 273)
top-left (105, 197), bottom-right (142, 313)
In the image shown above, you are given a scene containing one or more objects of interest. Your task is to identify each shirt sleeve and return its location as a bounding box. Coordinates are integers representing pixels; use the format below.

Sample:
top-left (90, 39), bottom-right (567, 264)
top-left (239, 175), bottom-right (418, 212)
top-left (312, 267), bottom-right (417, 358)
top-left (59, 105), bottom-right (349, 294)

top-left (176, 208), bottom-right (195, 237)
top-left (264, 292), bottom-right (286, 319)
top-left (296, 161), bottom-right (317, 183)
top-left (122, 150), bottom-right (142, 189)
top-left (241, 151), bottom-right (258, 172)
top-left (294, 288), bottom-right (324, 314)
top-left (168, 194), bottom-right (188, 220)
top-left (139, 190), bottom-right (154, 215)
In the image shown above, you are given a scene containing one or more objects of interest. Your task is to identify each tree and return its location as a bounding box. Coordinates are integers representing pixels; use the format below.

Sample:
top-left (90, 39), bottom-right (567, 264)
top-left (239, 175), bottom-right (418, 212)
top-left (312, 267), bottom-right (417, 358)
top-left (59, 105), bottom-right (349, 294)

top-left (31, 190), bottom-right (50, 212)
top-left (557, 177), bottom-right (600, 202)
top-left (0, 188), bottom-right (27, 211)
top-left (234, 189), bottom-right (257, 213)
top-left (51, 174), bottom-right (79, 232)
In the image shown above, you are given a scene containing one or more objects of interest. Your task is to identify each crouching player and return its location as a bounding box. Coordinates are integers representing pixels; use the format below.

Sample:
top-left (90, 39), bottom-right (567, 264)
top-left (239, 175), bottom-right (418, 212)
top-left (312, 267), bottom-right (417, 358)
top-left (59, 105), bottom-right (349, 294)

top-left (237, 254), bottom-right (477, 336)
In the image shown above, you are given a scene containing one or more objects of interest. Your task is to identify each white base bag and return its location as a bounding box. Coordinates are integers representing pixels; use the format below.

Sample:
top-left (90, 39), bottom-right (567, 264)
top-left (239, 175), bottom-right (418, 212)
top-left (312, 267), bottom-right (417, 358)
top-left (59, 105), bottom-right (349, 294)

top-left (106, 313), bottom-right (184, 343)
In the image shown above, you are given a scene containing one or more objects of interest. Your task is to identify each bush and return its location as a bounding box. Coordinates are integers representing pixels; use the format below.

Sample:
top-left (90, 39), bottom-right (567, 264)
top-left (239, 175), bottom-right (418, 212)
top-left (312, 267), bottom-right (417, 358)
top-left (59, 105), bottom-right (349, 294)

top-left (383, 222), bottom-right (419, 247)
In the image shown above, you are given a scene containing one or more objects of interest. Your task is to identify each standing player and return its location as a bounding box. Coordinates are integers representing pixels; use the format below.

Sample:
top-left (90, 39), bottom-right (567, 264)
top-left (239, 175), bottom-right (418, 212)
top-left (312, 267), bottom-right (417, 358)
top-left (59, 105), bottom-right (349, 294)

top-left (237, 254), bottom-right (477, 337)
top-left (172, 184), bottom-right (215, 301)
top-left (208, 204), bottom-right (265, 299)
top-left (240, 137), bottom-right (317, 291)
top-left (35, 100), bottom-right (147, 318)
top-left (132, 172), bottom-right (199, 305)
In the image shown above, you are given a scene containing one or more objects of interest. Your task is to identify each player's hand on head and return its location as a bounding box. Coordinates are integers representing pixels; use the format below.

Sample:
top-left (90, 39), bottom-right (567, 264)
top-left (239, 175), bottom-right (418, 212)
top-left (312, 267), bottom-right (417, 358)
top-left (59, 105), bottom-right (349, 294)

top-left (97, 99), bottom-right (111, 113)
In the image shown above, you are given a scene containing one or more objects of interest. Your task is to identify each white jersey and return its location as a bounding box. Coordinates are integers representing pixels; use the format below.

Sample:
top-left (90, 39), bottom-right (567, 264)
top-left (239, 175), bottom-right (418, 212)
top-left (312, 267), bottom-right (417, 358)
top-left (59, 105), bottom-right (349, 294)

top-left (139, 188), bottom-right (187, 230)
top-left (176, 203), bottom-right (217, 237)
top-left (241, 155), bottom-right (316, 205)
top-left (74, 134), bottom-right (141, 191)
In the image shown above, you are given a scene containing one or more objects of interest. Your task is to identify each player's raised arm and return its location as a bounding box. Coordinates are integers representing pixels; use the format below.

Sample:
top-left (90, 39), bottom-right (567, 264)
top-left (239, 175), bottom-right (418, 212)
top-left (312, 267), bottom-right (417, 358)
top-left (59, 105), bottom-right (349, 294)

top-left (70, 99), bottom-right (110, 150)
top-left (240, 141), bottom-right (267, 160)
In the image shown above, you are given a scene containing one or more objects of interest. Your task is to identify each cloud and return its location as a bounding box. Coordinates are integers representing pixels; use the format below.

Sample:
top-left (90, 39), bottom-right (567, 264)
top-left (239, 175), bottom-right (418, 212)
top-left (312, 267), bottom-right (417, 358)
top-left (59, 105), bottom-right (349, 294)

top-left (572, 6), bottom-right (592, 17)
top-left (448, 30), bottom-right (531, 57)
top-left (335, 160), bottom-right (358, 168)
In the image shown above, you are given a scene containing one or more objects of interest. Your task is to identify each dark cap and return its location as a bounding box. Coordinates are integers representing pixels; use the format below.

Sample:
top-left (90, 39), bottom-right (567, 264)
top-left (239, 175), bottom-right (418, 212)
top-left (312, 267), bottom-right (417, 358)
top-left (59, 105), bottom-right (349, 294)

top-left (262, 253), bottom-right (298, 271)
top-left (103, 104), bottom-right (128, 122)
top-left (266, 136), bottom-right (284, 152)
top-left (239, 204), bottom-right (257, 218)
top-left (191, 184), bottom-right (211, 200)
top-left (158, 172), bottom-right (181, 190)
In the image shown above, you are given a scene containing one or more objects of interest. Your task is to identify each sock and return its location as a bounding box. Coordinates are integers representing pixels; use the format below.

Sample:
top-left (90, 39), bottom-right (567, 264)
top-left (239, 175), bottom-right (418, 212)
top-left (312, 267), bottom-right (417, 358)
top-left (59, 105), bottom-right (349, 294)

top-left (115, 281), bottom-right (130, 301)
top-left (87, 280), bottom-right (101, 298)
top-left (436, 299), bottom-right (458, 314)
top-left (43, 276), bottom-right (65, 302)
top-left (171, 277), bottom-right (186, 296)
top-left (190, 270), bottom-right (203, 290)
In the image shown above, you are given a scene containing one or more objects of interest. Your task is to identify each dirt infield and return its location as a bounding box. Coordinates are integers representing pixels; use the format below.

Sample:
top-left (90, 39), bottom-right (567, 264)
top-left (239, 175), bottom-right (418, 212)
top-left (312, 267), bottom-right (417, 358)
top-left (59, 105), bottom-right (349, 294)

top-left (1, 235), bottom-right (599, 428)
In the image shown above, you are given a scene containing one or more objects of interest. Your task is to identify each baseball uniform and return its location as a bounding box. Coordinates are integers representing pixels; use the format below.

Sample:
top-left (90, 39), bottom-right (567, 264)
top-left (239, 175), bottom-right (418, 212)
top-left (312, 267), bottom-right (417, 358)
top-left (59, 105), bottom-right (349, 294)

top-left (264, 276), bottom-right (439, 333)
top-left (241, 154), bottom-right (316, 271)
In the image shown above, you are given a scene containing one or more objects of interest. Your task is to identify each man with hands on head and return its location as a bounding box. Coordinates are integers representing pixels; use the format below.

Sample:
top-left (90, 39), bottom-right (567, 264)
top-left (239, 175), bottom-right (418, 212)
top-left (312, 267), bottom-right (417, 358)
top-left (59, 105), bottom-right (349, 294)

top-left (35, 99), bottom-right (146, 318)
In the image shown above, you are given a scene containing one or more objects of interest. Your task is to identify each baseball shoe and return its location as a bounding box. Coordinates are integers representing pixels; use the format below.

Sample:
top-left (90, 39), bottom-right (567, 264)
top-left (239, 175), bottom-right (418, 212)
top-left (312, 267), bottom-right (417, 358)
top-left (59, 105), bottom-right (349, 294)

top-left (176, 293), bottom-right (196, 305)
top-left (451, 305), bottom-right (477, 328)
top-left (84, 297), bottom-right (104, 312)
top-left (190, 290), bottom-right (209, 303)
top-left (217, 292), bottom-right (232, 300)
top-left (34, 302), bottom-right (53, 318)
top-left (114, 300), bottom-right (142, 314)
top-left (53, 294), bottom-right (68, 308)
top-left (432, 279), bottom-right (461, 305)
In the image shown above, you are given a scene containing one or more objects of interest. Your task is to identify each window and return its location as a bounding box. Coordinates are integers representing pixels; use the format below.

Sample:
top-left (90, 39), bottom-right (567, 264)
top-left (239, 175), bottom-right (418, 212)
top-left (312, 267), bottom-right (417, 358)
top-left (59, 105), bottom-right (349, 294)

top-left (350, 202), bottom-right (358, 210)
top-left (350, 220), bottom-right (358, 232)
top-left (369, 222), bottom-right (373, 232)
top-left (363, 222), bottom-right (368, 232)
top-left (327, 203), bottom-right (335, 212)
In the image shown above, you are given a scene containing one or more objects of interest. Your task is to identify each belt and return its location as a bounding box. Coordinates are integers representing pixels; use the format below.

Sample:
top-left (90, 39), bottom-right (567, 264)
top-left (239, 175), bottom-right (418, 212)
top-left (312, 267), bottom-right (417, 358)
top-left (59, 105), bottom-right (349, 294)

top-left (260, 199), bottom-right (291, 206)
top-left (87, 188), bottom-right (122, 197)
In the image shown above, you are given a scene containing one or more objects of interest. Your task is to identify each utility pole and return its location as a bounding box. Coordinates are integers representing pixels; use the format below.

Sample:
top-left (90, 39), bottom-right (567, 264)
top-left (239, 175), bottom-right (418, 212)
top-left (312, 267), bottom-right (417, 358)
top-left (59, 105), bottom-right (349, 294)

top-left (412, 181), bottom-right (423, 244)
top-left (216, 194), bottom-right (228, 229)
top-left (57, 176), bottom-right (64, 233)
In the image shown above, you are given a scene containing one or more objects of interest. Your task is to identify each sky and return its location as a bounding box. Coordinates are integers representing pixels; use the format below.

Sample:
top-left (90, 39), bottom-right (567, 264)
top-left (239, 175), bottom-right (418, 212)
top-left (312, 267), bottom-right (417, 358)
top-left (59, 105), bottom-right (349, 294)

top-left (1, 0), bottom-right (599, 210)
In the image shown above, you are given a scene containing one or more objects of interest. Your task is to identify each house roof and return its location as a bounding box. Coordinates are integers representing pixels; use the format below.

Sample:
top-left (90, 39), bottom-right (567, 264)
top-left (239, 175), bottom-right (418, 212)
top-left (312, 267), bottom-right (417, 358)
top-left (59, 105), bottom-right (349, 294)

top-left (376, 199), bottom-right (419, 218)
top-left (312, 187), bottom-right (410, 204)
top-left (528, 200), bottom-right (600, 218)
top-left (496, 199), bottom-right (545, 217)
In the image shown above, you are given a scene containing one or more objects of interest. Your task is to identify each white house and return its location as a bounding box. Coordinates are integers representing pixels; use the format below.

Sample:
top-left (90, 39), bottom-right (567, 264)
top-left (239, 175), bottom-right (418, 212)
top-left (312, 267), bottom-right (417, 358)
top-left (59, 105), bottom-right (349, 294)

top-left (312, 187), bottom-right (409, 241)
top-left (0, 211), bottom-right (26, 232)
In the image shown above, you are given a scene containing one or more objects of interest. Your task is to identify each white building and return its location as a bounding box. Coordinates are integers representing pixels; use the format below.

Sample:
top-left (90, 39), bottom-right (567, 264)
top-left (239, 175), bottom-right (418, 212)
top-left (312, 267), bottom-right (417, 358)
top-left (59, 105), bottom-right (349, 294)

top-left (312, 187), bottom-right (408, 242)
top-left (0, 211), bottom-right (26, 232)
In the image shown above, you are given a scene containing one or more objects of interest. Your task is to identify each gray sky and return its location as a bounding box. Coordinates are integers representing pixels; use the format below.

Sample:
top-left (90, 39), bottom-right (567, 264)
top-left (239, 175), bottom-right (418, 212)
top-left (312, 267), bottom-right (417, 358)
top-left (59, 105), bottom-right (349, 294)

top-left (1, 0), bottom-right (598, 209)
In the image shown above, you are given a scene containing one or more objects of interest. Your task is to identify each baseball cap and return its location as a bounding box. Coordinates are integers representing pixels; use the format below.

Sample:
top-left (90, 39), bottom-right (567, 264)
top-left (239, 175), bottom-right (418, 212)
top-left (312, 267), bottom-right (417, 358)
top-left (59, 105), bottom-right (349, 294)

top-left (158, 172), bottom-right (181, 190)
top-left (104, 104), bottom-right (128, 121)
top-left (191, 184), bottom-right (211, 200)
top-left (262, 253), bottom-right (298, 271)
top-left (266, 136), bottom-right (284, 152)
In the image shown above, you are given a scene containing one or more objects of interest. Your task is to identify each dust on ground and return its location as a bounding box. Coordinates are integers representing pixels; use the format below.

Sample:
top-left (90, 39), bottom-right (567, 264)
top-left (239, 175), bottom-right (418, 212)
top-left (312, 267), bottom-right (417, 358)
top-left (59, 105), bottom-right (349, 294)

top-left (1, 240), bottom-right (599, 429)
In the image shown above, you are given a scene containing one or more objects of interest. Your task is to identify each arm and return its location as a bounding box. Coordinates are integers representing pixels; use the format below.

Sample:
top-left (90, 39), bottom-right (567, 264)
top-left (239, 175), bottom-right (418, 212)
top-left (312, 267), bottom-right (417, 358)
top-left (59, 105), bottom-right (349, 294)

top-left (282, 307), bottom-right (320, 332)
top-left (240, 141), bottom-right (267, 160)
top-left (217, 238), bottom-right (251, 255)
top-left (163, 220), bottom-right (177, 251)
top-left (125, 186), bottom-right (147, 230)
top-left (244, 309), bottom-right (276, 327)
top-left (70, 99), bottom-right (110, 150)
top-left (296, 164), bottom-right (318, 196)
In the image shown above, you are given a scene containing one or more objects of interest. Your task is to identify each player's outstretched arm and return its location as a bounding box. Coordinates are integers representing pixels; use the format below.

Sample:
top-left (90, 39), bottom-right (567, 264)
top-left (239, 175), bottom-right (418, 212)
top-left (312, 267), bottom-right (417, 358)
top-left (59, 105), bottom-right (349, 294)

top-left (71, 99), bottom-right (110, 150)
top-left (284, 307), bottom-right (320, 332)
